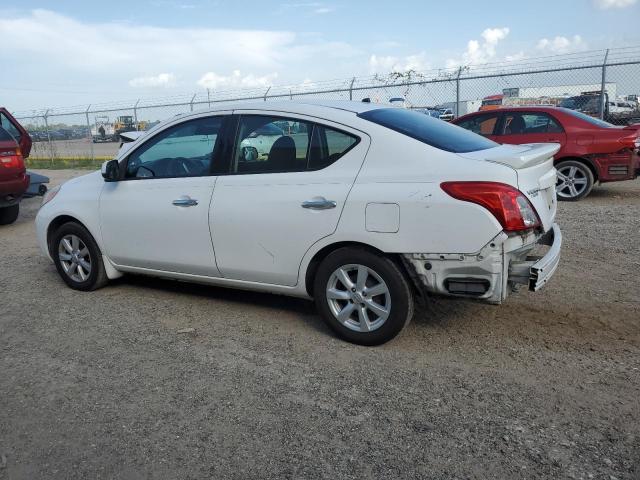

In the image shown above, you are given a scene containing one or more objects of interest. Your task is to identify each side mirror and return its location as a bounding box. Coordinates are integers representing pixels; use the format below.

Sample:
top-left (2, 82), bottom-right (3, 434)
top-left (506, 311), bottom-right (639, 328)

top-left (101, 159), bottom-right (120, 182)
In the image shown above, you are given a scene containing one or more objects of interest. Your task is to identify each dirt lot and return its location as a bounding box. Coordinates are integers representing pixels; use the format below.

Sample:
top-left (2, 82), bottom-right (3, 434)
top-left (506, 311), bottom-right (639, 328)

top-left (1, 170), bottom-right (639, 479)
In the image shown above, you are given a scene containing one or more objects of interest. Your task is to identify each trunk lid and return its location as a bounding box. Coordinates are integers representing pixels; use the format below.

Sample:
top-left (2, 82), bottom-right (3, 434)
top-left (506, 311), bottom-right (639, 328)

top-left (458, 143), bottom-right (560, 231)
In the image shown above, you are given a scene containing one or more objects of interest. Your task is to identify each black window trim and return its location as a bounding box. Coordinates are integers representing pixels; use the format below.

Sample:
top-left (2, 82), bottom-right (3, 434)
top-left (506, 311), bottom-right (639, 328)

top-left (118, 114), bottom-right (231, 181)
top-left (221, 113), bottom-right (361, 176)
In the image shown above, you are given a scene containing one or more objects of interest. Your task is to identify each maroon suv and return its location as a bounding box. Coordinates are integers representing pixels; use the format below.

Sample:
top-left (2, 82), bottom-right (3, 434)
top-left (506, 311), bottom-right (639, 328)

top-left (0, 108), bottom-right (32, 224)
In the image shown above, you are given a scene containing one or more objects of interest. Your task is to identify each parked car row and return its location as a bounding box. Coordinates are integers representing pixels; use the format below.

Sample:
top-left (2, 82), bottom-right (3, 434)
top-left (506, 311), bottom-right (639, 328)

top-left (2, 98), bottom-right (637, 345)
top-left (29, 127), bottom-right (90, 142)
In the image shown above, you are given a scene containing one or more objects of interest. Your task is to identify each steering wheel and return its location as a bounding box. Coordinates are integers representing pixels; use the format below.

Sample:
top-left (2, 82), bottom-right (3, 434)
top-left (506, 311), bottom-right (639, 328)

top-left (167, 157), bottom-right (202, 177)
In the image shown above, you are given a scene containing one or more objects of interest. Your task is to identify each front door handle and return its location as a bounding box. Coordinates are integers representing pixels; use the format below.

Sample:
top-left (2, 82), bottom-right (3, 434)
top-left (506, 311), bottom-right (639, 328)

top-left (172, 196), bottom-right (198, 207)
top-left (301, 197), bottom-right (337, 210)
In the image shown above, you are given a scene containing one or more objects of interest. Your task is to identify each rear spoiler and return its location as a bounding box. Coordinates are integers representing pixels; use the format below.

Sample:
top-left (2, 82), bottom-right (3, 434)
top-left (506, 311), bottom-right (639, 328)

top-left (118, 131), bottom-right (144, 143)
top-left (489, 143), bottom-right (561, 169)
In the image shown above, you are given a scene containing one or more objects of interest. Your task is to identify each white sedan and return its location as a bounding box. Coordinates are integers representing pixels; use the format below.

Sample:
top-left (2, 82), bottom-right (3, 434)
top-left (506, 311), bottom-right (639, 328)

top-left (36, 101), bottom-right (562, 345)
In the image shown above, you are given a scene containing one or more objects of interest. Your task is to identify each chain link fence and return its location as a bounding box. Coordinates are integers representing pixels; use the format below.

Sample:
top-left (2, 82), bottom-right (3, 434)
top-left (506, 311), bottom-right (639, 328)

top-left (12, 46), bottom-right (640, 165)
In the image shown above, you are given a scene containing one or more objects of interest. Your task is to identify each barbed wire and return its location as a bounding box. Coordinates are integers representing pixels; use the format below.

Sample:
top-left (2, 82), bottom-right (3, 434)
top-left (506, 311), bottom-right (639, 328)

top-left (12, 45), bottom-right (640, 120)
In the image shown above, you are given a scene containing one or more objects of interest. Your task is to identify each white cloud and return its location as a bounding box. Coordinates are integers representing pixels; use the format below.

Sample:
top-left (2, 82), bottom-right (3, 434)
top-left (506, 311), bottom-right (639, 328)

top-left (536, 35), bottom-right (588, 54)
top-left (446, 27), bottom-right (510, 68)
top-left (594, 0), bottom-right (637, 8)
top-left (505, 51), bottom-right (526, 62)
top-left (128, 73), bottom-right (176, 88)
top-left (368, 52), bottom-right (430, 74)
top-left (280, 2), bottom-right (334, 14)
top-left (0, 9), bottom-right (358, 103)
top-left (197, 70), bottom-right (278, 90)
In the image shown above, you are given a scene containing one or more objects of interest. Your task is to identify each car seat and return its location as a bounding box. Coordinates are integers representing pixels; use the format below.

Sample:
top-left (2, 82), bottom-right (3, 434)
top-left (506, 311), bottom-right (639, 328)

top-left (505, 115), bottom-right (526, 134)
top-left (267, 136), bottom-right (296, 171)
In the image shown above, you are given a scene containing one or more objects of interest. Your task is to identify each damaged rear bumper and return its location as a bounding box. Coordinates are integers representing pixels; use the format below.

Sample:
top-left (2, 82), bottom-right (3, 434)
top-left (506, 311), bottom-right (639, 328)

top-left (508, 224), bottom-right (562, 292)
top-left (402, 223), bottom-right (562, 304)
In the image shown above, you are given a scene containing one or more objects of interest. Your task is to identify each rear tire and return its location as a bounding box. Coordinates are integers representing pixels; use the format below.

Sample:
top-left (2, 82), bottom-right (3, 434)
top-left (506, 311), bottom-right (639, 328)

top-left (0, 204), bottom-right (19, 225)
top-left (51, 222), bottom-right (109, 291)
top-left (313, 247), bottom-right (414, 346)
top-left (555, 160), bottom-right (594, 201)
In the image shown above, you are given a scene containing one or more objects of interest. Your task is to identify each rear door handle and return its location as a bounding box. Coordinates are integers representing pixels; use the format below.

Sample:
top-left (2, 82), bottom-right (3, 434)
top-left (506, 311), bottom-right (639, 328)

top-left (301, 197), bottom-right (337, 210)
top-left (172, 196), bottom-right (198, 207)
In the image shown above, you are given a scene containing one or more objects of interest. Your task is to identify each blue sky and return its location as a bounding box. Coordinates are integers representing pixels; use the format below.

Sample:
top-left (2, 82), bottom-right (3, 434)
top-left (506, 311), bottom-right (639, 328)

top-left (1, 0), bottom-right (638, 111)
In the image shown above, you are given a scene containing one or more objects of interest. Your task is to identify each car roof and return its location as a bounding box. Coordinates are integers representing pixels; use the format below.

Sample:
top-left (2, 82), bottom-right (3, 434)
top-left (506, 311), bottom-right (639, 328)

top-left (210, 99), bottom-right (386, 115)
top-left (145, 100), bottom-right (390, 136)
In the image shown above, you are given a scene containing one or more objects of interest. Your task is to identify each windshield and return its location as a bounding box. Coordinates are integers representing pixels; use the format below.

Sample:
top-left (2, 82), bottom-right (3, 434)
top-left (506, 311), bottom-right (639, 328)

top-left (559, 96), bottom-right (601, 113)
top-left (559, 108), bottom-right (615, 128)
top-left (358, 108), bottom-right (498, 153)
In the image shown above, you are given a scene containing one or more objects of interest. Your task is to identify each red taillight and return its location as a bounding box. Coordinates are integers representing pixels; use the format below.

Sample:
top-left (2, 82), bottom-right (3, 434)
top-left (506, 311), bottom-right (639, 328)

top-left (618, 135), bottom-right (640, 150)
top-left (441, 181), bottom-right (541, 232)
top-left (0, 148), bottom-right (24, 169)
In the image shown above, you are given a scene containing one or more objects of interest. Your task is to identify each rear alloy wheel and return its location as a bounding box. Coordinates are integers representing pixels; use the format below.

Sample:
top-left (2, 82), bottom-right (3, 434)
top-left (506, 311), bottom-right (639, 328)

top-left (0, 204), bottom-right (19, 225)
top-left (555, 160), bottom-right (594, 201)
top-left (314, 247), bottom-right (414, 346)
top-left (52, 222), bottom-right (108, 291)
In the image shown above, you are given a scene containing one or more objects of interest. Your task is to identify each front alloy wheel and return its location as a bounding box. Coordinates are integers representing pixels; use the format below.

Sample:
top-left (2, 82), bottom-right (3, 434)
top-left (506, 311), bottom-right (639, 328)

top-left (52, 222), bottom-right (109, 291)
top-left (58, 234), bottom-right (92, 282)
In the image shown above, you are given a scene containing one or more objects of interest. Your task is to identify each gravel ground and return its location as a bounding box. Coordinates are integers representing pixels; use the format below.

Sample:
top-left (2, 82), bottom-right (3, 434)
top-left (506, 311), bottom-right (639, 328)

top-left (1, 170), bottom-right (639, 479)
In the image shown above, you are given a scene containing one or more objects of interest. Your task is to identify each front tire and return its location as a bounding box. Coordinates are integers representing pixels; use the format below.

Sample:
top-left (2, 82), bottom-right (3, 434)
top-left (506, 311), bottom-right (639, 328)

top-left (555, 160), bottom-right (594, 201)
top-left (313, 247), bottom-right (414, 346)
top-left (0, 204), bottom-right (19, 225)
top-left (51, 222), bottom-right (108, 291)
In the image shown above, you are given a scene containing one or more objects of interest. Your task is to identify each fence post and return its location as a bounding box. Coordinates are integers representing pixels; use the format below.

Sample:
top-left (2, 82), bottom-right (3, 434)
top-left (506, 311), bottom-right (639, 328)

top-left (455, 66), bottom-right (463, 118)
top-left (190, 94), bottom-right (196, 112)
top-left (600, 49), bottom-right (610, 121)
top-left (43, 109), bottom-right (53, 164)
top-left (349, 77), bottom-right (356, 100)
top-left (133, 99), bottom-right (140, 129)
top-left (85, 105), bottom-right (95, 163)
top-left (263, 86), bottom-right (271, 102)
top-left (207, 88), bottom-right (211, 108)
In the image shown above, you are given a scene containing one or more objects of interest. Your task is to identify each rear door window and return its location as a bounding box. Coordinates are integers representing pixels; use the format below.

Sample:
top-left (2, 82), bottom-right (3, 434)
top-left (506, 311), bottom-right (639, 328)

top-left (231, 116), bottom-right (359, 174)
top-left (358, 108), bottom-right (498, 153)
top-left (308, 125), bottom-right (358, 170)
top-left (501, 113), bottom-right (563, 135)
top-left (234, 116), bottom-right (312, 174)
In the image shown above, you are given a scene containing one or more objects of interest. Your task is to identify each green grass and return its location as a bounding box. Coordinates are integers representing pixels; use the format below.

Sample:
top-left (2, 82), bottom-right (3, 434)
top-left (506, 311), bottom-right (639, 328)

top-left (26, 157), bottom-right (106, 170)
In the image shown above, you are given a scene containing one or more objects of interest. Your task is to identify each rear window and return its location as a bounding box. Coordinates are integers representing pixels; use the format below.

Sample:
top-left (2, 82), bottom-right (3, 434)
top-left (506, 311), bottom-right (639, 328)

top-left (558, 108), bottom-right (615, 128)
top-left (358, 108), bottom-right (498, 153)
top-left (0, 126), bottom-right (16, 142)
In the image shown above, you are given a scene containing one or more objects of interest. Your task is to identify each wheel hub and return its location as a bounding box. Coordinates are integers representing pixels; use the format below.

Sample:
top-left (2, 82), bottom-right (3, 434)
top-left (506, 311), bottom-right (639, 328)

top-left (326, 264), bottom-right (391, 333)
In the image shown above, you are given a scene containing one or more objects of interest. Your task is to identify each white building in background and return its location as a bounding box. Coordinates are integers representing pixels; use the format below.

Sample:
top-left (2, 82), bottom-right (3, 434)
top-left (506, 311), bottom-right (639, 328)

top-left (502, 83), bottom-right (616, 99)
top-left (438, 100), bottom-right (482, 116)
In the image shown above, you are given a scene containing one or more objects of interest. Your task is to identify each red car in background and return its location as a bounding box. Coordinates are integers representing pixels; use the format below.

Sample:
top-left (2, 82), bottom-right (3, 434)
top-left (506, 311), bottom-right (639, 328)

top-left (453, 106), bottom-right (640, 200)
top-left (0, 107), bottom-right (32, 224)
